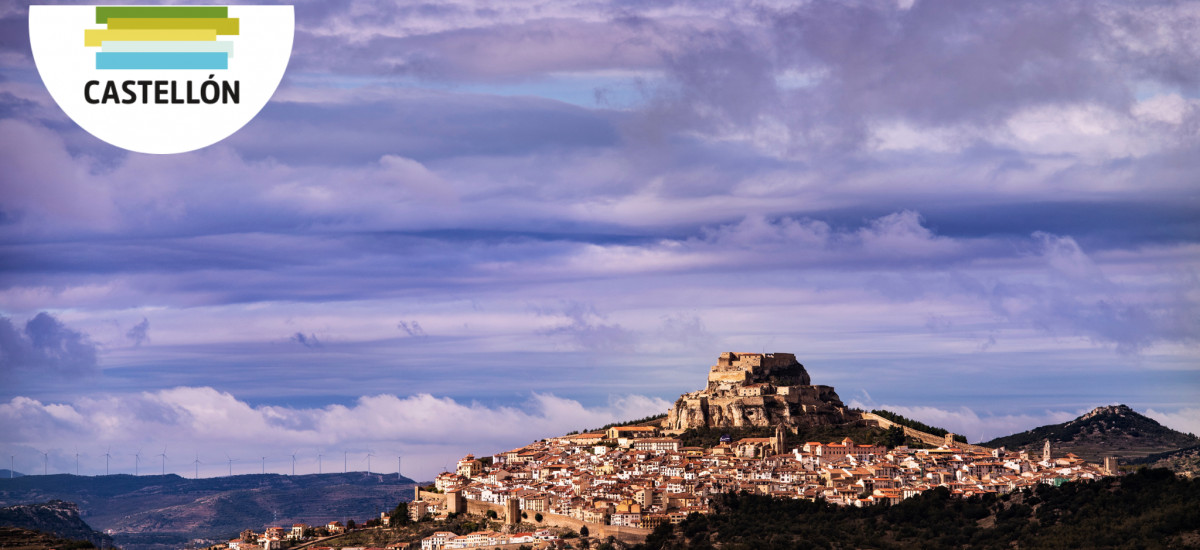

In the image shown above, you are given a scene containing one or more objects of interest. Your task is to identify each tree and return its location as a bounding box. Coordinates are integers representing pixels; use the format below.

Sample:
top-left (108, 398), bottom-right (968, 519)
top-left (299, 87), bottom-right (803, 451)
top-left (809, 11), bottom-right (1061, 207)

top-left (389, 501), bottom-right (411, 526)
top-left (346, 519), bottom-right (356, 530)
top-left (579, 525), bottom-right (589, 537)
top-left (535, 513), bottom-right (544, 522)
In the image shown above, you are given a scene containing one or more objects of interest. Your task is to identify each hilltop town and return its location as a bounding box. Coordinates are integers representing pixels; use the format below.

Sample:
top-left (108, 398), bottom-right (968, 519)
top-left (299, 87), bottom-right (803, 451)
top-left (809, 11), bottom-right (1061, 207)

top-left (402, 353), bottom-right (1119, 548)
top-left (213, 353), bottom-right (1124, 550)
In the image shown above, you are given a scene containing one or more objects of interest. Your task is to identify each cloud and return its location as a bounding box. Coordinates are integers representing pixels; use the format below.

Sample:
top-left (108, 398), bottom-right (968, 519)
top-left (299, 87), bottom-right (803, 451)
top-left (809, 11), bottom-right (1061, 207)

top-left (0, 0), bottom-right (1195, 463)
top-left (290, 332), bottom-right (323, 349)
top-left (976, 232), bottom-right (1200, 353)
top-left (397, 321), bottom-right (427, 338)
top-left (654, 313), bottom-right (715, 351)
top-left (1144, 407), bottom-right (1200, 438)
top-left (0, 387), bottom-right (671, 479)
top-left (0, 312), bottom-right (98, 377)
top-left (541, 302), bottom-right (637, 352)
top-left (125, 317), bottom-right (150, 347)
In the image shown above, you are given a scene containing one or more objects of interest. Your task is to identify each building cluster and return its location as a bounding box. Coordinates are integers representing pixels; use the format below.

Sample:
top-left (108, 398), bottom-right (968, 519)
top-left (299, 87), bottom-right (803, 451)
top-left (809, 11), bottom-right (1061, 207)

top-left (419, 529), bottom-right (559, 549)
top-left (417, 425), bottom-right (1116, 531)
top-left (221, 517), bottom-right (406, 550)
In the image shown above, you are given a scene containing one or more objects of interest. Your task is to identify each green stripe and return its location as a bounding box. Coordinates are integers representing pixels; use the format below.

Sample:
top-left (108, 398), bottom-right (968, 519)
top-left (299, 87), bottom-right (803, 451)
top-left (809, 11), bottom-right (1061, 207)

top-left (95, 7), bottom-right (228, 24)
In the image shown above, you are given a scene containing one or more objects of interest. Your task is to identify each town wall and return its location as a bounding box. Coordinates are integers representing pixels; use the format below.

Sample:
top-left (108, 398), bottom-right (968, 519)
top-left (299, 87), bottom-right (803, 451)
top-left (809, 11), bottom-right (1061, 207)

top-left (861, 412), bottom-right (992, 453)
top-left (416, 491), bottom-right (650, 544)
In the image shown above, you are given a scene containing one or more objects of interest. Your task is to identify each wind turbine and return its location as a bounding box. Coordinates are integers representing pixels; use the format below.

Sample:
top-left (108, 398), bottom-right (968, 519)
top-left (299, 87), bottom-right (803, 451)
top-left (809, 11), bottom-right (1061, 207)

top-left (366, 450), bottom-right (373, 475)
top-left (40, 449), bottom-right (48, 475)
top-left (225, 453), bottom-right (237, 476)
top-left (134, 448), bottom-right (142, 476)
top-left (397, 455), bottom-right (402, 478)
top-left (192, 453), bottom-right (201, 480)
top-left (291, 451), bottom-right (297, 476)
top-left (261, 456), bottom-right (266, 475)
top-left (344, 451), bottom-right (347, 473)
top-left (75, 447), bottom-right (79, 476)
top-left (10, 455), bottom-right (14, 478)
top-left (104, 447), bottom-right (111, 476)
top-left (158, 447), bottom-right (168, 476)
top-left (318, 453), bottom-right (323, 474)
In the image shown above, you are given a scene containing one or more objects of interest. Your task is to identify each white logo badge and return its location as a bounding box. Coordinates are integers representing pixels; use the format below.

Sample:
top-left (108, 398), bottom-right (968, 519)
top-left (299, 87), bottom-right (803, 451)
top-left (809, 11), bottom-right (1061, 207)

top-left (30, 5), bottom-right (294, 154)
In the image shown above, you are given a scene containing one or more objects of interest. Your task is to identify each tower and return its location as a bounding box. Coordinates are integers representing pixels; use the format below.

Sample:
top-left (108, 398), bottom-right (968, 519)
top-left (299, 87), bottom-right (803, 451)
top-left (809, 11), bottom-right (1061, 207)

top-left (505, 498), bottom-right (520, 525)
top-left (773, 424), bottom-right (786, 455)
top-left (446, 490), bottom-right (466, 515)
top-left (1042, 439), bottom-right (1051, 463)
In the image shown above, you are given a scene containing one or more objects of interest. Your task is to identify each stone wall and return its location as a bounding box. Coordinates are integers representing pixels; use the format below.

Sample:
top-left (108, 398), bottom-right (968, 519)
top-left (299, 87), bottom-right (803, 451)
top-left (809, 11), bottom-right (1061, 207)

top-left (415, 491), bottom-right (650, 544)
top-left (861, 412), bottom-right (993, 453)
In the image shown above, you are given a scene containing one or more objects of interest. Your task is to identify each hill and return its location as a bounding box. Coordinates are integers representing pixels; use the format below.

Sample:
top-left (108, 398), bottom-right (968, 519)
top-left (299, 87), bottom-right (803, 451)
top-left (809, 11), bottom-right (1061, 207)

top-left (0, 500), bottom-right (113, 548)
top-left (0, 526), bottom-right (102, 550)
top-left (1129, 444), bottom-right (1200, 477)
top-left (982, 404), bottom-right (1200, 463)
top-left (635, 468), bottom-right (1200, 549)
top-left (0, 472), bottom-right (418, 550)
top-left (0, 470), bottom-right (25, 478)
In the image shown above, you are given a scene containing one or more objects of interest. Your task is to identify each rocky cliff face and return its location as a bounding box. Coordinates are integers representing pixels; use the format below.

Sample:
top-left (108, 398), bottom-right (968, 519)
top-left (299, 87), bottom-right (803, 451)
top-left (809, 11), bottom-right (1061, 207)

top-left (0, 499), bottom-right (114, 548)
top-left (665, 352), bottom-right (857, 432)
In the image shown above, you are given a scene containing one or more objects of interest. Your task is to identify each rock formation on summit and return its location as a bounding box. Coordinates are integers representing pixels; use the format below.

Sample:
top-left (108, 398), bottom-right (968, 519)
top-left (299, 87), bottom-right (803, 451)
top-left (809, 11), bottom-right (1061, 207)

top-left (665, 352), bottom-right (857, 432)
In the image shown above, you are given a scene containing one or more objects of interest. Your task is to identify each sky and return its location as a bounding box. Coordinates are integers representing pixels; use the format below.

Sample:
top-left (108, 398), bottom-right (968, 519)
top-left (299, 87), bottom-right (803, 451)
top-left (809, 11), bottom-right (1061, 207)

top-left (1, 0), bottom-right (1198, 481)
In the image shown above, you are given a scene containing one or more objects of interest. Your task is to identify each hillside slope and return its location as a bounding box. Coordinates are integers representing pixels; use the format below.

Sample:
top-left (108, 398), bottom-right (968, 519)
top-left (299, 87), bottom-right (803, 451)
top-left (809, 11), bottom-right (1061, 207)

top-left (982, 404), bottom-right (1199, 462)
top-left (0, 500), bottom-right (113, 548)
top-left (636, 468), bottom-right (1200, 549)
top-left (0, 472), bottom-right (418, 550)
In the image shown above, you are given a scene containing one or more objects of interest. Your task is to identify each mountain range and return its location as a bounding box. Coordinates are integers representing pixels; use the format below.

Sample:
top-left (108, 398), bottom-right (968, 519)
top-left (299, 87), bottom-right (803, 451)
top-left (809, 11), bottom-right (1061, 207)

top-left (0, 471), bottom-right (416, 550)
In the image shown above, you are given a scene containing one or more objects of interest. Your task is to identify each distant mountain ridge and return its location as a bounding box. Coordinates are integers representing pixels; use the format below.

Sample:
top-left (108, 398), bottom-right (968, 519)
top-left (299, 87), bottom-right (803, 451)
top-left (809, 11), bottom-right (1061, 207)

top-left (983, 404), bottom-right (1199, 462)
top-left (0, 499), bottom-right (113, 548)
top-left (0, 472), bottom-right (419, 550)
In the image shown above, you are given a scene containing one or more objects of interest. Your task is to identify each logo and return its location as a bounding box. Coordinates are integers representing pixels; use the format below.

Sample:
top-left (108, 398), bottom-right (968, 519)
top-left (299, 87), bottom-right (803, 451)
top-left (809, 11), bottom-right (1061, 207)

top-left (30, 5), bottom-right (294, 154)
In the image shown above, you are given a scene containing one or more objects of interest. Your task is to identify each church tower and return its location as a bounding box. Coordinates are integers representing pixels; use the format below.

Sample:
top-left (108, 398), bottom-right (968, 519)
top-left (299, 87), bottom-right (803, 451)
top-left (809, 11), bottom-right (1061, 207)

top-left (1042, 439), bottom-right (1051, 463)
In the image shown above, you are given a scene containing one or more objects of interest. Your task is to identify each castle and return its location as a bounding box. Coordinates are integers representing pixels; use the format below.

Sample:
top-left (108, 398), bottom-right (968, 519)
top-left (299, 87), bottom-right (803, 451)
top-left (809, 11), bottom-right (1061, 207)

top-left (665, 352), bottom-right (857, 432)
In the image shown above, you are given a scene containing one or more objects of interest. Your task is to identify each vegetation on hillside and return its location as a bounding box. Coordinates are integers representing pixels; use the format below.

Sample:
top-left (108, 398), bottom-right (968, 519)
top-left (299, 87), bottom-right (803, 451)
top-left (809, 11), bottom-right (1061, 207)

top-left (0, 526), bottom-right (100, 550)
top-left (0, 500), bottom-right (113, 549)
top-left (1129, 444), bottom-right (1200, 477)
top-left (567, 414), bottom-right (669, 435)
top-left (983, 405), bottom-right (1198, 450)
top-left (635, 468), bottom-right (1200, 550)
top-left (305, 509), bottom-right (570, 550)
top-left (871, 409), bottom-right (967, 443)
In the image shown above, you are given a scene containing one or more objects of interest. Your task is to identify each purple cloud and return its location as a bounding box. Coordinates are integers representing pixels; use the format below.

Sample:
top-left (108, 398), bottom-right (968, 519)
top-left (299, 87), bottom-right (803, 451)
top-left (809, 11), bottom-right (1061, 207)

top-left (0, 312), bottom-right (98, 377)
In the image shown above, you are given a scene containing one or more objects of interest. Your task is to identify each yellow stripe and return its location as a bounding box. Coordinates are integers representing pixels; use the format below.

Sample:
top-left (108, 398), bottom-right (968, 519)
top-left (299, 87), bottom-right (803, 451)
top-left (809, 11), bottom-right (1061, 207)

top-left (84, 29), bottom-right (217, 47)
top-left (105, 18), bottom-right (239, 35)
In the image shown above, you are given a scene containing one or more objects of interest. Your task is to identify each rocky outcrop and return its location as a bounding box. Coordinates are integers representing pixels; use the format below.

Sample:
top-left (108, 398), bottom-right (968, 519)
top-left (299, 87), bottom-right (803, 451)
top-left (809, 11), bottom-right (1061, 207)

top-left (0, 499), bottom-right (114, 548)
top-left (665, 352), bottom-right (857, 432)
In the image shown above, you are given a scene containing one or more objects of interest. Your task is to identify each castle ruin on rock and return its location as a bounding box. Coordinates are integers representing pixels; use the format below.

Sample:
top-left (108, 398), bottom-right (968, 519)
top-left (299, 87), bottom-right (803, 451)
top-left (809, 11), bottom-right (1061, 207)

top-left (665, 352), bottom-right (857, 433)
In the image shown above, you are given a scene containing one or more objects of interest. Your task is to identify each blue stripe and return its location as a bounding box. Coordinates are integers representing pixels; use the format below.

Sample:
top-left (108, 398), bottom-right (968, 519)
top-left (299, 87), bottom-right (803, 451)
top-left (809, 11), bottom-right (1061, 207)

top-left (96, 52), bottom-right (228, 70)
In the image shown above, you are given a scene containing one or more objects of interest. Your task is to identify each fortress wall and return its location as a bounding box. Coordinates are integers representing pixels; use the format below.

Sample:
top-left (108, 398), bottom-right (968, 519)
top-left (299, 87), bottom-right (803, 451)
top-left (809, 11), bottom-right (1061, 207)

top-left (708, 370), bottom-right (748, 384)
top-left (532, 511), bottom-right (650, 544)
top-left (861, 412), bottom-right (992, 453)
top-left (417, 490), bottom-right (650, 544)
